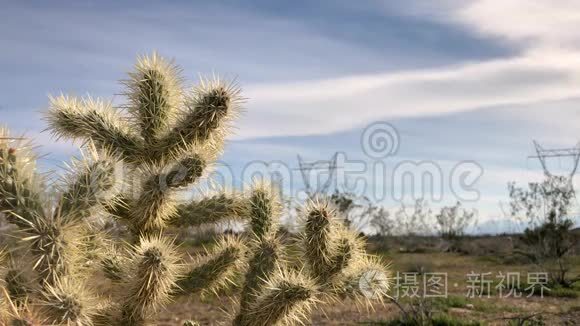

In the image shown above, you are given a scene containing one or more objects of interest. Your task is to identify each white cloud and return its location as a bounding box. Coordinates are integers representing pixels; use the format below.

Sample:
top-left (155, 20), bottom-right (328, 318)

top-left (234, 1), bottom-right (580, 139)
top-left (456, 0), bottom-right (580, 48)
top-left (239, 49), bottom-right (580, 139)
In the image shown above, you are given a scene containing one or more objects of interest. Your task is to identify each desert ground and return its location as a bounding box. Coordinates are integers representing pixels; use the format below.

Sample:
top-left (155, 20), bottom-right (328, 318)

top-left (147, 235), bottom-right (580, 325)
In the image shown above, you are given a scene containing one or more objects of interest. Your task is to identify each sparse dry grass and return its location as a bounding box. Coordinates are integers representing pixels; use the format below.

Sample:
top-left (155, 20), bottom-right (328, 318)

top-left (151, 240), bottom-right (580, 325)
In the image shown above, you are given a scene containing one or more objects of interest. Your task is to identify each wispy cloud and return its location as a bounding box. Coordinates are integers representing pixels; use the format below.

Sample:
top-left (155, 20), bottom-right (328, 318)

top-left (240, 49), bottom-right (580, 138)
top-left (1, 1), bottom-right (579, 224)
top-left (235, 0), bottom-right (580, 139)
top-left (455, 0), bottom-right (580, 48)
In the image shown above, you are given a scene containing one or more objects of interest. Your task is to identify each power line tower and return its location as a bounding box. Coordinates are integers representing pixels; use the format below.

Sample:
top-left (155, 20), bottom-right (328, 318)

top-left (528, 140), bottom-right (580, 178)
top-left (529, 141), bottom-right (580, 216)
top-left (296, 153), bottom-right (339, 199)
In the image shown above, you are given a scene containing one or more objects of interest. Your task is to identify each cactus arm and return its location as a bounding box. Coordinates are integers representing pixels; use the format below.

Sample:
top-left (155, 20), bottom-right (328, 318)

top-left (124, 53), bottom-right (183, 148)
top-left (40, 277), bottom-right (98, 325)
top-left (176, 236), bottom-right (245, 296)
top-left (156, 80), bottom-right (241, 161)
top-left (172, 193), bottom-right (249, 227)
top-left (234, 237), bottom-right (280, 324)
top-left (119, 236), bottom-right (181, 325)
top-left (21, 216), bottom-right (81, 285)
top-left (234, 182), bottom-right (283, 323)
top-left (0, 130), bottom-right (44, 227)
top-left (302, 201), bottom-right (336, 281)
top-left (57, 158), bottom-right (116, 221)
top-left (247, 183), bottom-right (281, 241)
top-left (47, 95), bottom-right (142, 163)
top-left (328, 256), bottom-right (390, 306)
top-left (238, 270), bottom-right (317, 326)
top-left (129, 155), bottom-right (206, 235)
top-left (101, 245), bottom-right (128, 282)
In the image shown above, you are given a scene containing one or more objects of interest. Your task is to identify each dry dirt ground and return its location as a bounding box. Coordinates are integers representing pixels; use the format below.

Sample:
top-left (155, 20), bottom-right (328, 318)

top-left (151, 252), bottom-right (580, 325)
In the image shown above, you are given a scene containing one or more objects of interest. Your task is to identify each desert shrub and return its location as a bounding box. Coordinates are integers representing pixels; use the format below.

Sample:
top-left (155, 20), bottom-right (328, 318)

top-left (508, 175), bottom-right (578, 286)
top-left (0, 54), bottom-right (390, 325)
top-left (435, 202), bottom-right (476, 240)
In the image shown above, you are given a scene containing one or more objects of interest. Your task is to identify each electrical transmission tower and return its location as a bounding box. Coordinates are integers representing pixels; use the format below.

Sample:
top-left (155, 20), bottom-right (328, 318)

top-left (528, 141), bottom-right (580, 218)
top-left (528, 140), bottom-right (580, 178)
top-left (296, 153), bottom-right (339, 199)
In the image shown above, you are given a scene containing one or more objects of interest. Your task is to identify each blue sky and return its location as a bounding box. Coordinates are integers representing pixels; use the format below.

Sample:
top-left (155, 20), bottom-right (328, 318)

top-left (2, 0), bottom-right (580, 229)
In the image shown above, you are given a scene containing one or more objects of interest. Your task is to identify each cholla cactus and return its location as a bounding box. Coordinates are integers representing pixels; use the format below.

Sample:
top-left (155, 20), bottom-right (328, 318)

top-left (0, 128), bottom-right (115, 325)
top-left (233, 195), bottom-right (388, 326)
top-left (44, 53), bottom-right (245, 325)
top-left (0, 53), bottom-right (390, 326)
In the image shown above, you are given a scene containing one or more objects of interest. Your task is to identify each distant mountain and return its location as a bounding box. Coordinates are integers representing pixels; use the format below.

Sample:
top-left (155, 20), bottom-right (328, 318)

top-left (468, 215), bottom-right (580, 235)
